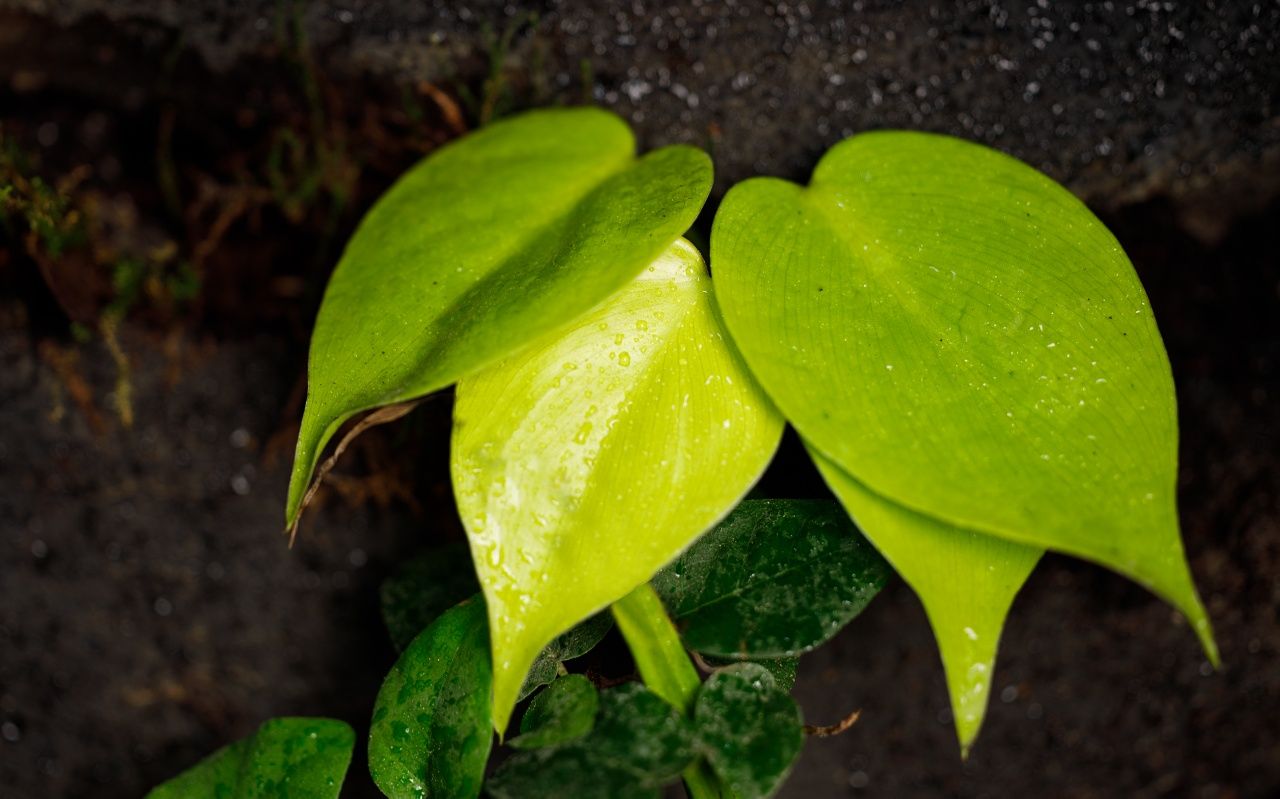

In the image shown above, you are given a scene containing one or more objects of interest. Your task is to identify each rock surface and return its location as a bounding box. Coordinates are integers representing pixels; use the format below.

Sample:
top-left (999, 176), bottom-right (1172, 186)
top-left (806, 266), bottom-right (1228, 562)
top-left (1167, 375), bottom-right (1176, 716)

top-left (4, 0), bottom-right (1279, 219)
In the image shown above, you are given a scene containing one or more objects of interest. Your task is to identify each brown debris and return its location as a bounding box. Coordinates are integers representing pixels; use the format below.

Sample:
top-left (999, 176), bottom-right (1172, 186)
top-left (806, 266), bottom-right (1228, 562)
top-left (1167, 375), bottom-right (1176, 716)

top-left (804, 708), bottom-right (862, 738)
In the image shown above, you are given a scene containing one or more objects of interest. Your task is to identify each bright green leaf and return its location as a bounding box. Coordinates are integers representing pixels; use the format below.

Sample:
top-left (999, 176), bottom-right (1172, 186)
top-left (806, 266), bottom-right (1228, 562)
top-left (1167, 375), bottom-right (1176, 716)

top-left (287, 107), bottom-right (712, 526)
top-left (510, 674), bottom-right (600, 750)
top-left (712, 130), bottom-right (1216, 748)
top-left (693, 663), bottom-right (804, 799)
top-left (452, 239), bottom-right (784, 732)
top-left (145, 717), bottom-right (354, 799)
top-left (486, 683), bottom-right (697, 799)
top-left (368, 598), bottom-right (492, 799)
top-left (652, 498), bottom-right (891, 659)
top-left (380, 542), bottom-right (479, 651)
top-left (519, 612), bottom-right (614, 701)
top-left (809, 449), bottom-right (1040, 750)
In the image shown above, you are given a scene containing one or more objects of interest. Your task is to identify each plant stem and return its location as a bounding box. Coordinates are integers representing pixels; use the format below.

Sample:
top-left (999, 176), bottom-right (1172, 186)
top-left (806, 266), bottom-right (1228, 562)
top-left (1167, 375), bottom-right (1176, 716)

top-left (612, 584), bottom-right (726, 799)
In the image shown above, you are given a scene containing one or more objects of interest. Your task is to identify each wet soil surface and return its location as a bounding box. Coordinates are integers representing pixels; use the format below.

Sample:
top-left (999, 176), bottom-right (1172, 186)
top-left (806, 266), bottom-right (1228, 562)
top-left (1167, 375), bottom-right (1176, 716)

top-left (6, 1), bottom-right (1279, 210)
top-left (3, 200), bottom-right (1277, 799)
top-left (1, 3), bottom-right (1278, 797)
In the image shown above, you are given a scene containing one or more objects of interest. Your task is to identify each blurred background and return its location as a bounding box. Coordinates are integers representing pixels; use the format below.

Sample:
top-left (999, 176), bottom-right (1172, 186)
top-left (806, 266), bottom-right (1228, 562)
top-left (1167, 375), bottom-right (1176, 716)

top-left (1, 2), bottom-right (1277, 797)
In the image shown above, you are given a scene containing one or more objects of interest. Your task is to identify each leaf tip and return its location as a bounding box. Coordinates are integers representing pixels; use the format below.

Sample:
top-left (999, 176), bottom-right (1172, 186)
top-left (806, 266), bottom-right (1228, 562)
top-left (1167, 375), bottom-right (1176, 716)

top-left (284, 410), bottom-right (327, 532)
top-left (489, 635), bottom-right (544, 740)
top-left (1145, 553), bottom-right (1219, 669)
top-left (1190, 603), bottom-right (1221, 670)
top-left (949, 684), bottom-right (990, 759)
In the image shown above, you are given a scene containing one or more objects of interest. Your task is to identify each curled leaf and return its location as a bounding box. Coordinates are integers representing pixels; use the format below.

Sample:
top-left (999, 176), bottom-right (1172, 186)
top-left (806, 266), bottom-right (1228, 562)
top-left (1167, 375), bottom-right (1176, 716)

top-left (288, 107), bottom-right (712, 527)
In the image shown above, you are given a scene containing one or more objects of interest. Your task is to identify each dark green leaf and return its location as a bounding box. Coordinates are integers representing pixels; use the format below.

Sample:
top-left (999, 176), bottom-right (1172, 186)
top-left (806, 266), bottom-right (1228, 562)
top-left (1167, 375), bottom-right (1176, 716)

top-left (701, 655), bottom-right (799, 692)
top-left (653, 499), bottom-right (891, 658)
top-left (510, 674), bottom-right (600, 750)
top-left (486, 684), bottom-right (696, 799)
top-left (145, 717), bottom-right (354, 799)
top-left (368, 598), bottom-right (492, 799)
top-left (694, 664), bottom-right (804, 799)
top-left (519, 612), bottom-right (614, 700)
top-left (145, 739), bottom-right (249, 799)
top-left (380, 542), bottom-right (479, 651)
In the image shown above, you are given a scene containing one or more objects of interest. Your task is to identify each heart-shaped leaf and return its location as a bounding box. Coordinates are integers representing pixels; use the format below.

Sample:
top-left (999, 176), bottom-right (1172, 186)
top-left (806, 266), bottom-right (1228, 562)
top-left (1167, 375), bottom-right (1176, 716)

top-left (693, 663), bottom-right (804, 799)
top-left (288, 107), bottom-right (712, 526)
top-left (452, 238), bottom-right (784, 732)
top-left (711, 130), bottom-right (1216, 749)
top-left (652, 498), bottom-right (892, 659)
top-left (146, 717), bottom-right (354, 799)
top-left (368, 598), bottom-right (492, 799)
top-left (510, 674), bottom-right (600, 750)
top-left (380, 542), bottom-right (480, 651)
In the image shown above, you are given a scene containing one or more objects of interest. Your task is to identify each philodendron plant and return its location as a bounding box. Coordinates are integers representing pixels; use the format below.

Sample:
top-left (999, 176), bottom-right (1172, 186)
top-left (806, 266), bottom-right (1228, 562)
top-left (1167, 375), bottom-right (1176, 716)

top-left (150, 108), bottom-right (1217, 799)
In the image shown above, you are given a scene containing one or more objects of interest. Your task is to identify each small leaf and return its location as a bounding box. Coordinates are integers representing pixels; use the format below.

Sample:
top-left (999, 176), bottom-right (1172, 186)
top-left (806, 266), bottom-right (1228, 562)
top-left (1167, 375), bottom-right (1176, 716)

top-left (701, 654), bottom-right (799, 692)
top-left (652, 499), bottom-right (891, 658)
top-left (693, 663), bottom-right (804, 799)
top-left (368, 598), bottom-right (492, 799)
top-left (452, 239), bottom-right (784, 732)
top-left (510, 674), bottom-right (600, 750)
top-left (519, 612), bottom-right (614, 700)
top-left (380, 542), bottom-right (479, 651)
top-left (712, 130), bottom-right (1217, 747)
top-left (288, 107), bottom-right (712, 526)
top-left (146, 717), bottom-right (354, 799)
top-left (487, 684), bottom-right (696, 799)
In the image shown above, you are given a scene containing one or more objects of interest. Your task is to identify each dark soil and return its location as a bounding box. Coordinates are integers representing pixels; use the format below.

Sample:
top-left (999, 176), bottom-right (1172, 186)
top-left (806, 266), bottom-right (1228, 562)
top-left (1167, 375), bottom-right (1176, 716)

top-left (1, 3), bottom-right (1278, 798)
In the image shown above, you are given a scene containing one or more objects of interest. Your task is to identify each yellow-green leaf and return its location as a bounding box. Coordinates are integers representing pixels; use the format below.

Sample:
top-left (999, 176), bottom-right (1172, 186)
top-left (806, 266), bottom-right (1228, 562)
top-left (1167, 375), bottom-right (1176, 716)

top-left (452, 239), bottom-right (784, 732)
top-left (809, 449), bottom-right (1040, 749)
top-left (287, 107), bottom-right (712, 526)
top-left (712, 130), bottom-right (1216, 749)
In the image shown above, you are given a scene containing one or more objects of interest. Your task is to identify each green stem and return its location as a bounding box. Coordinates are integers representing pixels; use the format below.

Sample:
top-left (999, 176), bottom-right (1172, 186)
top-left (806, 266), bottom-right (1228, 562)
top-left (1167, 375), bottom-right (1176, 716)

top-left (612, 584), bottom-right (725, 799)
